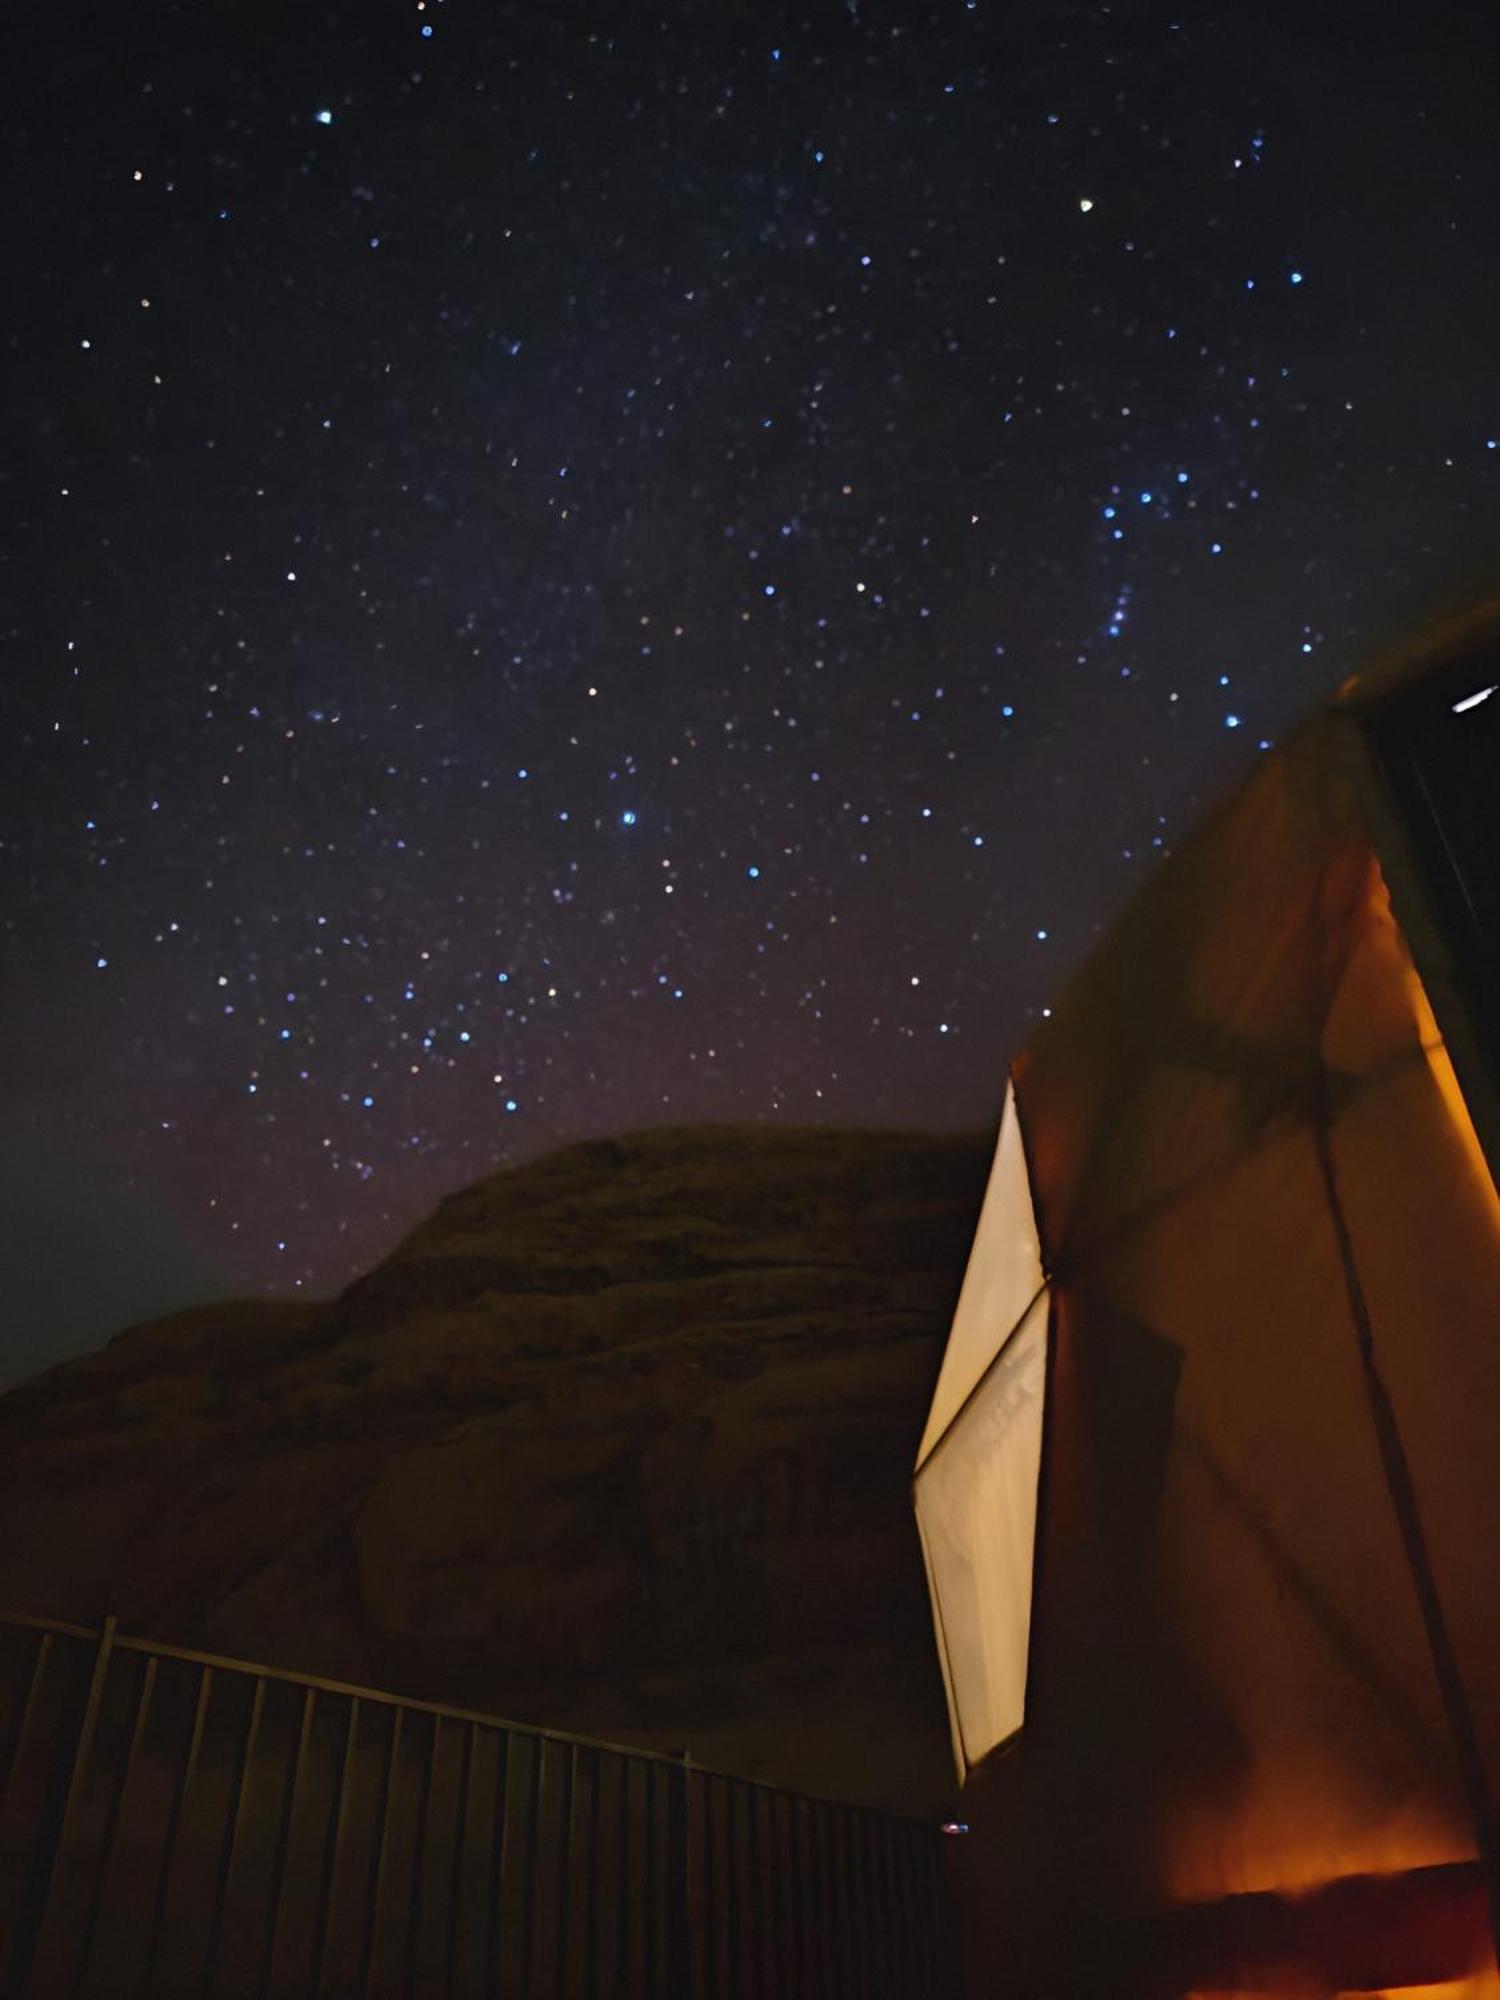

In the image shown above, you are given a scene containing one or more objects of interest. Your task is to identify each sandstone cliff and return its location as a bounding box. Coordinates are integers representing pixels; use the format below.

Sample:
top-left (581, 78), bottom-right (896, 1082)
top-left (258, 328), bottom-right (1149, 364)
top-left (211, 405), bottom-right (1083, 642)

top-left (0, 1125), bottom-right (988, 1816)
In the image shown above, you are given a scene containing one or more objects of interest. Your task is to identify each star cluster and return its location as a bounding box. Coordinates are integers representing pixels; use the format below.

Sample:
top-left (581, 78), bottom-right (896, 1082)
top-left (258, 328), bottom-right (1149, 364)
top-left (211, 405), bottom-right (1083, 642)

top-left (4, 0), bottom-right (1499, 1354)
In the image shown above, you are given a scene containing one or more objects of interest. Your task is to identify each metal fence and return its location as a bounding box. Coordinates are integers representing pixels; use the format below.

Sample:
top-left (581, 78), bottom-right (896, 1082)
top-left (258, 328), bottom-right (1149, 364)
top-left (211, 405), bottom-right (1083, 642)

top-left (0, 1611), bottom-right (957, 1998)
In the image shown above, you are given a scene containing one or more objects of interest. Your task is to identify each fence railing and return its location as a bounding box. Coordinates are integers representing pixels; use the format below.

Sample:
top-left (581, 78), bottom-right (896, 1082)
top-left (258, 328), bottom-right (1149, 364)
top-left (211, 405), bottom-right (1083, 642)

top-left (0, 1610), bottom-right (957, 1998)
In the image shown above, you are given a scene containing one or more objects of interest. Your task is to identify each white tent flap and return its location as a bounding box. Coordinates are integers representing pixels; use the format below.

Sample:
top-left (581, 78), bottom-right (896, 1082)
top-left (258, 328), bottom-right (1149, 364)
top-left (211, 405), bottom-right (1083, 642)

top-left (915, 1288), bottom-right (1049, 1773)
top-left (915, 1077), bottom-right (1044, 1471)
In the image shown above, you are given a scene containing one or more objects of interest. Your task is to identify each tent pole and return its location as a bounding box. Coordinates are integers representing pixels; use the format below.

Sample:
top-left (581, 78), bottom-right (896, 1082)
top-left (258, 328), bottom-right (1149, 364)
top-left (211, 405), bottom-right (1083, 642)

top-left (1312, 1093), bottom-right (1500, 1973)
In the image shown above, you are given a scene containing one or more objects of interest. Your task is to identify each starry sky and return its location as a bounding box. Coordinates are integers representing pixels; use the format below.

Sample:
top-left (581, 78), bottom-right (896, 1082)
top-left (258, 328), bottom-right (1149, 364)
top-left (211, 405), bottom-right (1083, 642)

top-left (4, 0), bottom-right (1499, 1381)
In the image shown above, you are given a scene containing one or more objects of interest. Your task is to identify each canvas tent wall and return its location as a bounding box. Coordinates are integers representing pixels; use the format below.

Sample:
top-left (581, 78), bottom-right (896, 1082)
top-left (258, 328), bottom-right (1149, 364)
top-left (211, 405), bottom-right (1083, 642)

top-left (914, 609), bottom-right (1500, 1997)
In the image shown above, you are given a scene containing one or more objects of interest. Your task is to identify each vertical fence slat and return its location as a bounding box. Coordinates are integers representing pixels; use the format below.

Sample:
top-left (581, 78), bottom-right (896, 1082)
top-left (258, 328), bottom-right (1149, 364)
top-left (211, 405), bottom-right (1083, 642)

top-left (584, 1747), bottom-right (602, 1998)
top-left (138, 1663), bottom-right (211, 1998)
top-left (816, 1798), bottom-right (836, 2000)
top-left (799, 1797), bottom-right (816, 2000)
top-left (516, 1729), bottom-right (543, 1999)
top-left (930, 1824), bottom-right (952, 1996)
top-left (715, 1774), bottom-right (730, 2000)
top-left (52, 1616), bottom-right (117, 1841)
top-left (862, 1814), bottom-right (884, 2000)
top-left (828, 1802), bottom-right (843, 1998)
top-left (22, 1613), bottom-right (118, 1993)
top-left (734, 1781), bottom-right (747, 2000)
top-left (771, 1789), bottom-right (792, 2000)
top-left (310, 1695), bottom-right (359, 2000)
top-left (847, 1804), bottom-right (871, 2000)
top-left (552, 1740), bottom-right (576, 1995)
top-left (817, 1799), bottom-right (836, 2000)
top-left (797, 1796), bottom-right (818, 1998)
top-left (853, 1812), bottom-right (872, 2000)
top-left (914, 1821), bottom-right (937, 1995)
top-left (445, 1719), bottom-right (475, 1999)
top-left (203, 1672), bottom-right (266, 1999)
top-left (854, 1805), bottom-right (875, 1999)
top-left (749, 1785), bottom-right (772, 2000)
top-left (876, 1812), bottom-right (899, 2000)
top-left (721, 1781), bottom-right (736, 2000)
top-left (898, 1817), bottom-right (921, 1995)
top-left (878, 1812), bottom-right (901, 1996)
top-left (641, 1759), bottom-right (657, 1997)
top-left (404, 1712), bottom-right (439, 1999)
top-left (258, 1683), bottom-right (316, 1999)
top-left (696, 1769), bottom-right (712, 2000)
top-left (0, 1628), bottom-right (53, 1811)
top-left (358, 1703), bottom-right (403, 1999)
top-left (760, 1786), bottom-right (777, 2000)
top-left (484, 1728), bottom-right (510, 1998)
top-left (74, 1651), bottom-right (156, 2000)
top-left (928, 1825), bottom-right (950, 1998)
top-left (669, 1759), bottom-right (691, 1999)
top-left (729, 1781), bottom-right (747, 2000)
top-left (909, 1822), bottom-right (929, 1998)
top-left (912, 1822), bottom-right (933, 1996)
top-left (834, 1804), bottom-right (854, 2000)
top-left (615, 1755), bottom-right (633, 1996)
top-left (717, 1772), bottom-right (730, 2000)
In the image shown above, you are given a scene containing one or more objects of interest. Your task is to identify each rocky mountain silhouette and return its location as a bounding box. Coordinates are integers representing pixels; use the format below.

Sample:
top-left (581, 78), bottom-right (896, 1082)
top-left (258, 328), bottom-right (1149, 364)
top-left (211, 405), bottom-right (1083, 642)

top-left (0, 1125), bottom-right (989, 1816)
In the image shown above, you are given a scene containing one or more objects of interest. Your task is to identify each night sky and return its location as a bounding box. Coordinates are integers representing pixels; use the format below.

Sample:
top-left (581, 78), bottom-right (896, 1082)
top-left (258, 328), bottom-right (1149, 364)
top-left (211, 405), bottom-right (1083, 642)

top-left (5, 0), bottom-right (1499, 1381)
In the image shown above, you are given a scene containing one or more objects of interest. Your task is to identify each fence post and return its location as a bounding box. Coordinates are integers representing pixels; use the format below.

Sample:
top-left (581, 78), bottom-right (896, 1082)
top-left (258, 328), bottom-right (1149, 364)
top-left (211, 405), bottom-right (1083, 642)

top-left (672, 1752), bottom-right (693, 1999)
top-left (20, 1613), bottom-right (118, 1990)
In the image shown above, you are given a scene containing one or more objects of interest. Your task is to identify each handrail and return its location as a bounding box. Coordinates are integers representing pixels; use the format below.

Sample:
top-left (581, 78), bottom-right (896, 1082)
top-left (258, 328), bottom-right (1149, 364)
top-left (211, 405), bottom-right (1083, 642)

top-left (0, 1611), bottom-right (97, 1642)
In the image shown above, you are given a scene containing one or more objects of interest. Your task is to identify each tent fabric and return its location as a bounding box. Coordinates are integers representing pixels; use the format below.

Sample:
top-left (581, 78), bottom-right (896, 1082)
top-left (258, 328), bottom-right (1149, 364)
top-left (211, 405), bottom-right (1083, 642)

top-left (1011, 714), bottom-right (1500, 1900)
top-left (914, 1078), bottom-right (1044, 1470)
top-left (913, 1073), bottom-right (1049, 1775)
top-left (919, 628), bottom-right (1500, 1995)
top-left (915, 1289), bottom-right (1049, 1772)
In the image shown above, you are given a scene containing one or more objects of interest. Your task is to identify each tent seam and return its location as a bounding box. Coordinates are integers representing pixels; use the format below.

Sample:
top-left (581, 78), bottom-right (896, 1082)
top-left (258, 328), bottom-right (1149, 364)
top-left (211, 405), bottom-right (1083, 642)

top-left (1311, 1073), bottom-right (1500, 1972)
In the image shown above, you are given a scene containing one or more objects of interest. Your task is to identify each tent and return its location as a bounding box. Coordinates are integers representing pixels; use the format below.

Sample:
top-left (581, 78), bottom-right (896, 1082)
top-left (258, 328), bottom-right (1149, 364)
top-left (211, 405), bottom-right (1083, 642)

top-left (914, 607), bottom-right (1500, 1997)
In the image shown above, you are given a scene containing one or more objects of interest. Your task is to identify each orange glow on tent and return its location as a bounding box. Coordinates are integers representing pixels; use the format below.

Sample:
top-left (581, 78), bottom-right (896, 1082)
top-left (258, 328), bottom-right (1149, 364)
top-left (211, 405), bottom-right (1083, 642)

top-left (920, 610), bottom-right (1500, 1997)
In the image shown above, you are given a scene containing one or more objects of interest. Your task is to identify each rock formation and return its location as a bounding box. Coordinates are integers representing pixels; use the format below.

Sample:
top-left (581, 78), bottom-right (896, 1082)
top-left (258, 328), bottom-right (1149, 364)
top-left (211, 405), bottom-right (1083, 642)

top-left (0, 1125), bottom-right (988, 1817)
